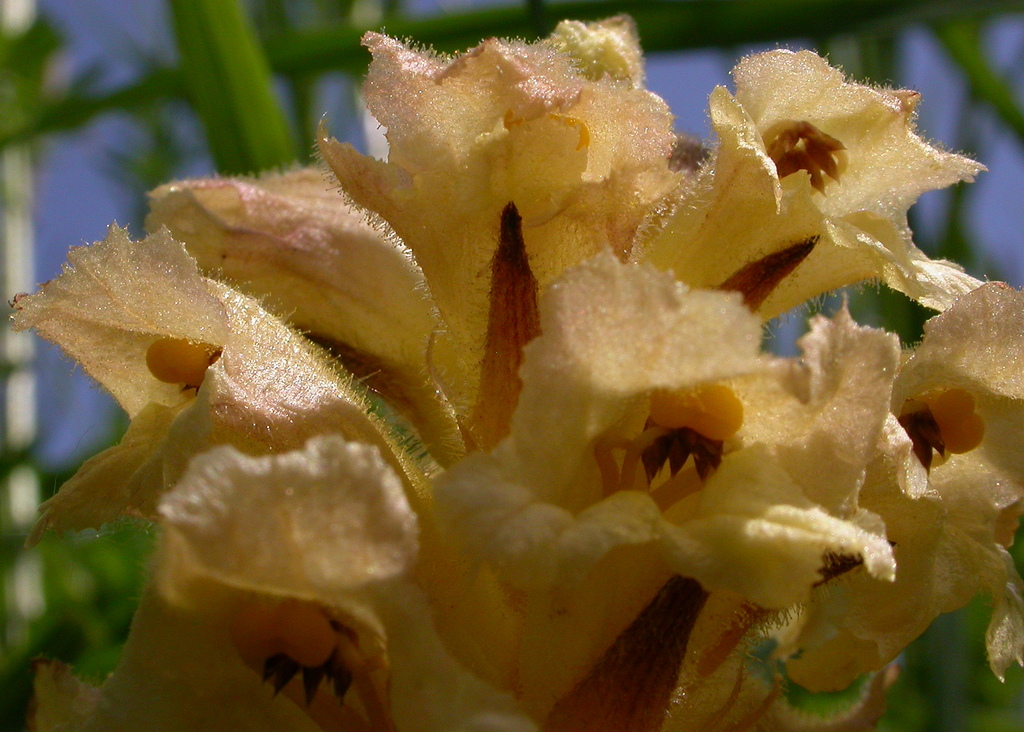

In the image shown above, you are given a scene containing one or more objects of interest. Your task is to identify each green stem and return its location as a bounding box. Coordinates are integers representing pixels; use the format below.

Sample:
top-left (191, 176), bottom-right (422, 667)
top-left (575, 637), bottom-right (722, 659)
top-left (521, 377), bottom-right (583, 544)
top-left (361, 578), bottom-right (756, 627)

top-left (168, 0), bottom-right (298, 173)
top-left (936, 19), bottom-right (1024, 145)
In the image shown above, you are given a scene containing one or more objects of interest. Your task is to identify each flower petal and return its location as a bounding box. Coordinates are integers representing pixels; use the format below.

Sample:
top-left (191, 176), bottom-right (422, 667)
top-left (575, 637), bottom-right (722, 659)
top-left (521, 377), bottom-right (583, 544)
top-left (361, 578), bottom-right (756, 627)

top-left (786, 285), bottom-right (1024, 689)
top-left (147, 169), bottom-right (454, 451)
top-left (644, 50), bottom-right (983, 315)
top-left (737, 306), bottom-right (901, 515)
top-left (732, 50), bottom-right (981, 217)
top-left (153, 436), bottom-right (533, 732)
top-left (509, 250), bottom-right (763, 505)
top-left (14, 227), bottom-right (392, 541)
top-left (29, 659), bottom-right (100, 732)
top-left (158, 435), bottom-right (417, 608)
top-left (13, 225), bottom-right (227, 415)
top-left (44, 589), bottom-right (325, 732)
top-left (320, 27), bottom-right (678, 428)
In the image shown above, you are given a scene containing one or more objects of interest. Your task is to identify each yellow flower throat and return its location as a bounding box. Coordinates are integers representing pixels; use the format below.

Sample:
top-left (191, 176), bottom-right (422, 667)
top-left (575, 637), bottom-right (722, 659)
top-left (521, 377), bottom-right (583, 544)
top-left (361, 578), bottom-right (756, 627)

top-left (898, 388), bottom-right (985, 470)
top-left (596, 384), bottom-right (744, 510)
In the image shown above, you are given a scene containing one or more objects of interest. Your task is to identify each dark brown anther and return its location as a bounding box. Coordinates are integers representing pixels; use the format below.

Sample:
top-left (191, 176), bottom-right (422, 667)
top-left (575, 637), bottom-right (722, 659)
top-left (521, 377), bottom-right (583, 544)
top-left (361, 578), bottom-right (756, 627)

top-left (546, 576), bottom-right (709, 732)
top-left (667, 437), bottom-right (692, 477)
top-left (814, 551), bottom-right (864, 587)
top-left (718, 237), bottom-right (817, 311)
top-left (262, 653), bottom-right (283, 683)
top-left (470, 202), bottom-right (542, 451)
top-left (640, 426), bottom-right (723, 485)
top-left (898, 407), bottom-right (945, 471)
top-left (259, 647), bottom-right (356, 706)
top-left (258, 647), bottom-right (360, 708)
top-left (267, 654), bottom-right (301, 694)
top-left (303, 663), bottom-right (327, 705)
top-left (763, 120), bottom-right (846, 193)
top-left (642, 434), bottom-right (674, 483)
top-left (691, 434), bottom-right (724, 482)
top-left (331, 665), bottom-right (354, 701)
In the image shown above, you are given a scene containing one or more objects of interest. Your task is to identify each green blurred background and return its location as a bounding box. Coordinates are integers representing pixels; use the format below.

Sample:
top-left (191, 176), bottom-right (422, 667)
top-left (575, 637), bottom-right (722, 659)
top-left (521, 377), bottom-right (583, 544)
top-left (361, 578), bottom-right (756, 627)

top-left (1, 0), bottom-right (1024, 729)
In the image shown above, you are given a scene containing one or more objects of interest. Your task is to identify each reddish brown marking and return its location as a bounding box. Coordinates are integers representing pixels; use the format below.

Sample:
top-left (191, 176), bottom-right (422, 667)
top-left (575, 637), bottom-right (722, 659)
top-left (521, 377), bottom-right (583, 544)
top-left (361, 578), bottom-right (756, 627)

top-left (814, 551), bottom-right (864, 587)
top-left (545, 577), bottom-right (709, 732)
top-left (718, 238), bottom-right (817, 311)
top-left (470, 203), bottom-right (541, 451)
top-left (695, 603), bottom-right (763, 679)
top-left (764, 120), bottom-right (845, 193)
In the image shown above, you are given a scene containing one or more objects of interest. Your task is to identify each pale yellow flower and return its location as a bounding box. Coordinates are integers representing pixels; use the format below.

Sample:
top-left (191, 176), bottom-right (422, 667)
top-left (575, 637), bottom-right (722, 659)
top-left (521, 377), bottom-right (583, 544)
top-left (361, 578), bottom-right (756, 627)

top-left (31, 436), bottom-right (535, 732)
top-left (435, 252), bottom-right (897, 725)
top-left (319, 20), bottom-right (680, 450)
top-left (146, 168), bottom-right (457, 457)
top-left (12, 226), bottom-right (389, 544)
top-left (17, 19), bottom-right (1017, 732)
top-left (643, 49), bottom-right (984, 316)
top-left (783, 284), bottom-right (1024, 691)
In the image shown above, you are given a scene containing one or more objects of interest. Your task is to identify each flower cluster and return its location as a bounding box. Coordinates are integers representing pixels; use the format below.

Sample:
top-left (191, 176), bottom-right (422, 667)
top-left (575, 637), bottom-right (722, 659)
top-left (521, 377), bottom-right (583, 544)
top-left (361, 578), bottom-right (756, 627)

top-left (16, 17), bottom-right (1024, 732)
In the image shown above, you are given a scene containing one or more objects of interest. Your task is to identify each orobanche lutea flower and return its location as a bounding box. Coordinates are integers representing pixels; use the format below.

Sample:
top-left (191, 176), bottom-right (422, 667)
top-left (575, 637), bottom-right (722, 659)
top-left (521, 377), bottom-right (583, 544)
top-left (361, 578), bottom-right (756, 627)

top-left (15, 16), bottom-right (1023, 732)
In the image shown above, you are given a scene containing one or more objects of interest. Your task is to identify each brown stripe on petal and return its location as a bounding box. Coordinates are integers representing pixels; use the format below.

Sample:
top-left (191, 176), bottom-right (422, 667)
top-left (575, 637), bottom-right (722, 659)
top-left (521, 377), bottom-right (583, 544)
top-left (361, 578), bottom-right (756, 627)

top-left (545, 576), bottom-right (709, 732)
top-left (814, 551), bottom-right (864, 587)
top-left (470, 203), bottom-right (541, 451)
top-left (718, 237), bottom-right (817, 311)
top-left (307, 331), bottom-right (468, 464)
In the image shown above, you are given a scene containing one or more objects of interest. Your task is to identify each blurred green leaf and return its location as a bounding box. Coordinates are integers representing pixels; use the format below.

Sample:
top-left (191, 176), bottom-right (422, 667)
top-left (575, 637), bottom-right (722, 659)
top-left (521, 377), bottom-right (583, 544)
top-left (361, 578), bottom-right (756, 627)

top-left (168, 0), bottom-right (298, 173)
top-left (5, 0), bottom-right (1024, 150)
top-left (936, 19), bottom-right (1024, 147)
top-left (0, 16), bottom-right (60, 80)
top-left (0, 17), bottom-right (61, 138)
top-left (0, 525), bottom-right (154, 729)
top-left (264, 0), bottom-right (1024, 75)
top-left (17, 67), bottom-right (183, 144)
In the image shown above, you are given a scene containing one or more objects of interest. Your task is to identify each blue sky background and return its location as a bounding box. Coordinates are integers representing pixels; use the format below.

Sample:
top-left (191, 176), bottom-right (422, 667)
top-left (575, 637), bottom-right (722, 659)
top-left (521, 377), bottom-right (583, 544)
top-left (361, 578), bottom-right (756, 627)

top-left (26, 0), bottom-right (1024, 471)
